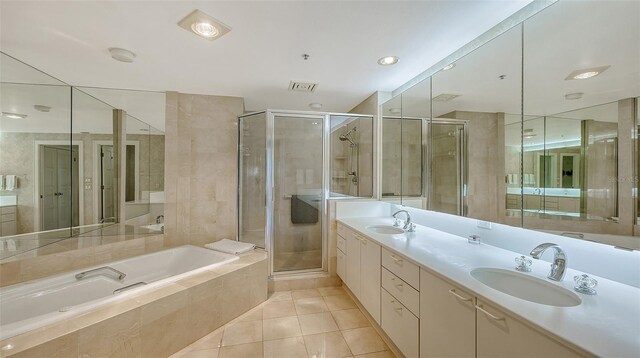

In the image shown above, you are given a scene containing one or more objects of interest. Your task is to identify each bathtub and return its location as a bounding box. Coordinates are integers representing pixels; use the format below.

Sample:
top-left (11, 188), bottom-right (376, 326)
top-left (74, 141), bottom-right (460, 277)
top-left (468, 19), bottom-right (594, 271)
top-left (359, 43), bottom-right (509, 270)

top-left (0, 245), bottom-right (239, 340)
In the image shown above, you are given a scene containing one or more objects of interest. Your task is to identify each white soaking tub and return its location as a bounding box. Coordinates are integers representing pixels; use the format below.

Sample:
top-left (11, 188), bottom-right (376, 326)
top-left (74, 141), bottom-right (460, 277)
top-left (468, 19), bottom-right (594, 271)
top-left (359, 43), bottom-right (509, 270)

top-left (0, 245), bottom-right (239, 340)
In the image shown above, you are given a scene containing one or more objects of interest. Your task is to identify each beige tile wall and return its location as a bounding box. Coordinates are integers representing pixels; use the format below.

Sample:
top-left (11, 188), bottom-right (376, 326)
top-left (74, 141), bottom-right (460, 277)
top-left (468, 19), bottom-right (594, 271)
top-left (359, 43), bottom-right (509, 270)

top-left (163, 92), bottom-right (245, 249)
top-left (0, 234), bottom-right (164, 287)
top-left (3, 252), bottom-right (268, 358)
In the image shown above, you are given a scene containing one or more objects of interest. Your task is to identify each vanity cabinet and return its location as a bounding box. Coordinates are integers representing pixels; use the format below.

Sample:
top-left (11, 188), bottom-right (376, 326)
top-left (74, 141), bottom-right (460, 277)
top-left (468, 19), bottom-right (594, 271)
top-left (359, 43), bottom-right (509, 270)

top-left (382, 288), bottom-right (419, 358)
top-left (339, 224), bottom-right (381, 323)
top-left (381, 248), bottom-right (420, 357)
top-left (420, 268), bottom-right (475, 358)
top-left (476, 299), bottom-right (584, 358)
top-left (0, 205), bottom-right (17, 237)
top-left (337, 235), bottom-right (346, 280)
top-left (420, 268), bottom-right (585, 358)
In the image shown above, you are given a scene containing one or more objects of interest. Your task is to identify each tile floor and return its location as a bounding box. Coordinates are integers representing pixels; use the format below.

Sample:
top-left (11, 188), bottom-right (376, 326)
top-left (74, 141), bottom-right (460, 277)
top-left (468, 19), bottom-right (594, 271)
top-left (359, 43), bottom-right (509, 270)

top-left (171, 286), bottom-right (396, 358)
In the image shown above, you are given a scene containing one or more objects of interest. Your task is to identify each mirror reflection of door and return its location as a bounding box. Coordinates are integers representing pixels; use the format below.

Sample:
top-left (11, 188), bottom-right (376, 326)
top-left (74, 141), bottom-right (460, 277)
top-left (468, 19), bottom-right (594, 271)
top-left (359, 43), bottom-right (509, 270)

top-left (536, 154), bottom-right (557, 188)
top-left (40, 145), bottom-right (79, 231)
top-left (560, 154), bottom-right (580, 188)
top-left (100, 145), bottom-right (115, 223)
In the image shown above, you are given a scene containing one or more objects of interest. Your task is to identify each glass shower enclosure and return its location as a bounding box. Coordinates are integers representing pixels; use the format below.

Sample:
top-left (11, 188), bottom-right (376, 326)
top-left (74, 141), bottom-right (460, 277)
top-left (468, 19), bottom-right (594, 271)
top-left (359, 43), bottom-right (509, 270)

top-left (238, 110), bottom-right (373, 275)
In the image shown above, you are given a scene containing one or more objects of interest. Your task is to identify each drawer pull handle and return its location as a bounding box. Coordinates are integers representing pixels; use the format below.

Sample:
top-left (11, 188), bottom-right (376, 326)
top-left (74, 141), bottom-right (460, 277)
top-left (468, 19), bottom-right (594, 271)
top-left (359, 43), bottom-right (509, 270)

top-left (448, 289), bottom-right (472, 302)
top-left (394, 306), bottom-right (403, 314)
top-left (394, 283), bottom-right (404, 290)
top-left (475, 305), bottom-right (504, 321)
top-left (390, 255), bottom-right (403, 264)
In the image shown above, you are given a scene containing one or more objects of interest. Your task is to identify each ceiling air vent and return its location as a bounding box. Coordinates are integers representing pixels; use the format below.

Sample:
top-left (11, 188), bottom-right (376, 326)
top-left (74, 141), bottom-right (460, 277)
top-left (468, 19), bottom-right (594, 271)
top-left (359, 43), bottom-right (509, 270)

top-left (289, 81), bottom-right (318, 92)
top-left (432, 93), bottom-right (461, 102)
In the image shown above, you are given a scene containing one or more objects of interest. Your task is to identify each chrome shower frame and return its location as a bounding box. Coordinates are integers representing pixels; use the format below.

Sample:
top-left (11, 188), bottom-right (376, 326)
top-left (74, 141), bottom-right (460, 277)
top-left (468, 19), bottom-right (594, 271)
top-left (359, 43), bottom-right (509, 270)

top-left (237, 109), bottom-right (374, 277)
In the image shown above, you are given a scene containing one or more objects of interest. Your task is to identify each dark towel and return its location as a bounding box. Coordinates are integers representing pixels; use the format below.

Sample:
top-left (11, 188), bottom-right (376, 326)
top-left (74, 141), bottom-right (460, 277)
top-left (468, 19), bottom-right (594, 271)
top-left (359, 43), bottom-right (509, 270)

top-left (290, 195), bottom-right (319, 224)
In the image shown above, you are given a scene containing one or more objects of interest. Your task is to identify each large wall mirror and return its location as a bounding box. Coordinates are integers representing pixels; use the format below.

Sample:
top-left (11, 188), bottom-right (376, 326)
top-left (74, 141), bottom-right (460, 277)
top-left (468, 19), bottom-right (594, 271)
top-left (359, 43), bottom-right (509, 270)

top-left (380, 0), bottom-right (639, 247)
top-left (522, 0), bottom-right (639, 243)
top-left (0, 53), bottom-right (166, 261)
top-left (431, 23), bottom-right (522, 222)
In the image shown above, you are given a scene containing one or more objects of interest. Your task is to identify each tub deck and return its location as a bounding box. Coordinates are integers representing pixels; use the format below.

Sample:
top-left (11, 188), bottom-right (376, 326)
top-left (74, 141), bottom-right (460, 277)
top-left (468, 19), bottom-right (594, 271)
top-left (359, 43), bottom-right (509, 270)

top-left (0, 249), bottom-right (267, 357)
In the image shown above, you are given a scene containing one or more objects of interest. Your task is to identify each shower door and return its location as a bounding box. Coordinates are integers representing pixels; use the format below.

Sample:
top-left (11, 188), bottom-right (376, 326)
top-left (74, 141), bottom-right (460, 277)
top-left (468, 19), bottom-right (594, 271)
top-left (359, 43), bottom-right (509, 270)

top-left (430, 121), bottom-right (468, 216)
top-left (238, 112), bottom-right (267, 248)
top-left (270, 113), bottom-right (325, 273)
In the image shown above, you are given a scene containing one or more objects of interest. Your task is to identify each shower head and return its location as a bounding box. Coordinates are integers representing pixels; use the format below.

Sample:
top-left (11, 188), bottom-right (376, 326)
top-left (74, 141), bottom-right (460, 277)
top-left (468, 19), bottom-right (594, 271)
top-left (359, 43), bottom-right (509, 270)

top-left (339, 127), bottom-right (357, 146)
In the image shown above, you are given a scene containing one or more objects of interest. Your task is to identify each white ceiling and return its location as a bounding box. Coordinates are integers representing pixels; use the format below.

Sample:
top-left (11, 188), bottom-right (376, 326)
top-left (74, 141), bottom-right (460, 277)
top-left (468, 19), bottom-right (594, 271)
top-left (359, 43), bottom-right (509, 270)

top-left (0, 0), bottom-right (533, 113)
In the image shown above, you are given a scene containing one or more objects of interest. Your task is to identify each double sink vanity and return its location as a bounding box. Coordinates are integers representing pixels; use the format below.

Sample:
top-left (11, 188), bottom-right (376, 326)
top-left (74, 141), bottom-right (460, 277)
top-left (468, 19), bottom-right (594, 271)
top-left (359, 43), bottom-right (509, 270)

top-left (335, 212), bottom-right (640, 357)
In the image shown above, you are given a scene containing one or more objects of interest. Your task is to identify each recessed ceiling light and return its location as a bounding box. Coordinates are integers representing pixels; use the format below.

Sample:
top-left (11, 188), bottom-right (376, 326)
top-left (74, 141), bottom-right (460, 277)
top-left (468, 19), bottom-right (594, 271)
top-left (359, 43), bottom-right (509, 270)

top-left (565, 92), bottom-right (584, 100)
top-left (309, 103), bottom-right (323, 109)
top-left (34, 105), bottom-right (51, 112)
top-left (524, 128), bottom-right (536, 139)
top-left (191, 22), bottom-right (219, 38)
top-left (108, 48), bottom-right (136, 63)
top-left (389, 108), bottom-right (401, 115)
top-left (565, 66), bottom-right (610, 80)
top-left (178, 9), bottom-right (231, 41)
top-left (378, 56), bottom-right (399, 66)
top-left (442, 63), bottom-right (456, 71)
top-left (2, 112), bottom-right (27, 119)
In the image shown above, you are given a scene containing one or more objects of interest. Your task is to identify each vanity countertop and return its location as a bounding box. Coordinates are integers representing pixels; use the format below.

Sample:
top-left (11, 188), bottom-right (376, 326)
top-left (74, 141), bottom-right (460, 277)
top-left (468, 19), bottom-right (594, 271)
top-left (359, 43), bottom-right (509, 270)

top-left (0, 196), bottom-right (17, 207)
top-left (338, 216), bottom-right (640, 358)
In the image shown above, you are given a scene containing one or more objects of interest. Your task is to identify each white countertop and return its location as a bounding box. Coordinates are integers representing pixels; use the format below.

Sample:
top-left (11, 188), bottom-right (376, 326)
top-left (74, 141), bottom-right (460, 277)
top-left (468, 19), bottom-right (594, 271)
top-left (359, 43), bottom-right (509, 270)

top-left (0, 196), bottom-right (17, 207)
top-left (338, 216), bottom-right (640, 358)
top-left (507, 187), bottom-right (581, 198)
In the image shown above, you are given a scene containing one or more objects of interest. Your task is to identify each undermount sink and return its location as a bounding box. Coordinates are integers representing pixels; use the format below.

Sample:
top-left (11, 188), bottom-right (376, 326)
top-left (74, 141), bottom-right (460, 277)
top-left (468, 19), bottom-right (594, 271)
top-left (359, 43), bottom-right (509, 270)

top-left (366, 225), bottom-right (405, 235)
top-left (470, 268), bottom-right (581, 307)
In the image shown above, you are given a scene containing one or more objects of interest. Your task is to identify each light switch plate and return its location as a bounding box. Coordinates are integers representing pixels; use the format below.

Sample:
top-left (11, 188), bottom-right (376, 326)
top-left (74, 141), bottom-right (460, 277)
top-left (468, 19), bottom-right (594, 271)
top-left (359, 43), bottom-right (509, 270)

top-left (477, 220), bottom-right (492, 230)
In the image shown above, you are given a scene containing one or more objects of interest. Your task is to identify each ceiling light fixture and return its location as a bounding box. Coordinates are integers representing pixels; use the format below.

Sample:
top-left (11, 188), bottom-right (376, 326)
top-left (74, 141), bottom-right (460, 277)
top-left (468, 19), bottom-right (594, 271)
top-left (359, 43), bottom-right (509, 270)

top-left (378, 56), bottom-right (399, 66)
top-left (2, 112), bottom-right (27, 119)
top-left (34, 105), bottom-right (51, 112)
top-left (524, 128), bottom-right (537, 139)
top-left (565, 66), bottom-right (610, 80)
top-left (442, 63), bottom-right (456, 71)
top-left (309, 103), bottom-right (323, 109)
top-left (191, 22), bottom-right (218, 38)
top-left (565, 92), bottom-right (584, 100)
top-left (178, 10), bottom-right (231, 41)
top-left (108, 48), bottom-right (136, 63)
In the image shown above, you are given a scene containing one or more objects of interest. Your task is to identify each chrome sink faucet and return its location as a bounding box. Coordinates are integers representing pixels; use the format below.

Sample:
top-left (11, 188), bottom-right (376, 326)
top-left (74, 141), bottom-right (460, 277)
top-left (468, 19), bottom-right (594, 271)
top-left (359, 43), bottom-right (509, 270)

top-left (392, 210), bottom-right (416, 232)
top-left (156, 215), bottom-right (164, 224)
top-left (530, 243), bottom-right (568, 281)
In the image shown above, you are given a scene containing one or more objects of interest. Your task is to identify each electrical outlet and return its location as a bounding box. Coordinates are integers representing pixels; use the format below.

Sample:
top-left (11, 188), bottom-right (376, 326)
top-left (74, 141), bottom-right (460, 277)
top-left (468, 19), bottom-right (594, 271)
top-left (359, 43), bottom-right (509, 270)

top-left (477, 220), bottom-right (492, 230)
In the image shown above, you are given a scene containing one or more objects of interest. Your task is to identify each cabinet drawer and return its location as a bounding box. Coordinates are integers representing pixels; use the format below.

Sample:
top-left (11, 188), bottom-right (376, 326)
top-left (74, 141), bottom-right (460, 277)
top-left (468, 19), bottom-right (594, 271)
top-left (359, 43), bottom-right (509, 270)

top-left (0, 206), bottom-right (16, 214)
top-left (337, 249), bottom-right (346, 280)
top-left (337, 223), bottom-right (349, 239)
top-left (337, 235), bottom-right (346, 253)
top-left (1, 213), bottom-right (16, 223)
top-left (1, 221), bottom-right (16, 236)
top-left (382, 248), bottom-right (419, 289)
top-left (381, 288), bottom-right (419, 358)
top-left (382, 268), bottom-right (419, 315)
